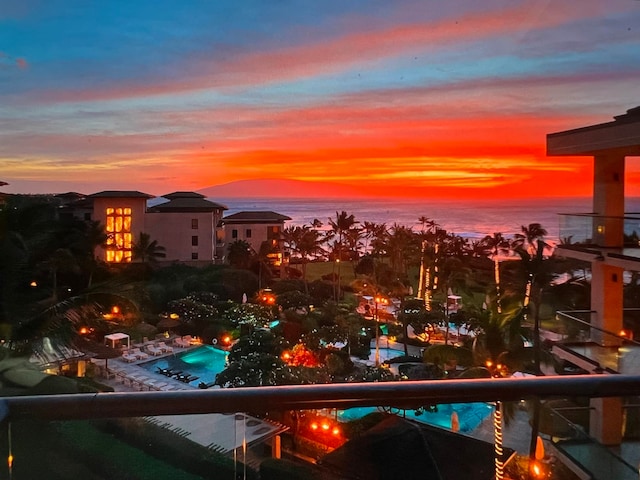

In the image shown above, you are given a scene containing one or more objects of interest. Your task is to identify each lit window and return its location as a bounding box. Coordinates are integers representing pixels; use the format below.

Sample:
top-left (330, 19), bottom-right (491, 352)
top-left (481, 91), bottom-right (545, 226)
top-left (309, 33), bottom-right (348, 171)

top-left (105, 207), bottom-right (132, 263)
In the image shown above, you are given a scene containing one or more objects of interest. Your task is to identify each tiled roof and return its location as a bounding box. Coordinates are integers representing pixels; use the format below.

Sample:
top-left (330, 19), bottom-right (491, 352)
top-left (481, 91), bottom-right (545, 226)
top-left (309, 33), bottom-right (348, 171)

top-left (161, 191), bottom-right (206, 199)
top-left (148, 196), bottom-right (227, 213)
top-left (88, 190), bottom-right (154, 199)
top-left (221, 211), bottom-right (291, 224)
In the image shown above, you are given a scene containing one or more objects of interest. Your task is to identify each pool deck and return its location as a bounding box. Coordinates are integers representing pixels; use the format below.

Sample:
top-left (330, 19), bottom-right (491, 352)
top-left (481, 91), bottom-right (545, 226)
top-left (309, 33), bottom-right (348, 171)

top-left (93, 343), bottom-right (288, 458)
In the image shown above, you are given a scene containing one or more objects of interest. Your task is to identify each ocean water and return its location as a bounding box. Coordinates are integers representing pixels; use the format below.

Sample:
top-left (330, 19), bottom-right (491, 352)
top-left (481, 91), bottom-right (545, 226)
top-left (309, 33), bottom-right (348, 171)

top-left (214, 196), bottom-right (640, 242)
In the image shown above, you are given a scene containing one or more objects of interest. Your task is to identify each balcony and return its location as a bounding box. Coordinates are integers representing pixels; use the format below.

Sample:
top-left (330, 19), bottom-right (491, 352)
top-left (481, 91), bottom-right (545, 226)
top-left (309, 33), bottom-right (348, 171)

top-left (553, 310), bottom-right (640, 375)
top-left (2, 377), bottom-right (640, 479)
top-left (558, 213), bottom-right (640, 251)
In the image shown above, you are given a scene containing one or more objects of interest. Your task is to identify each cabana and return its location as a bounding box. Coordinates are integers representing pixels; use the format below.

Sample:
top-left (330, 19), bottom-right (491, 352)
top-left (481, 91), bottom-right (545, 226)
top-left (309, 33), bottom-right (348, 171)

top-left (104, 332), bottom-right (130, 350)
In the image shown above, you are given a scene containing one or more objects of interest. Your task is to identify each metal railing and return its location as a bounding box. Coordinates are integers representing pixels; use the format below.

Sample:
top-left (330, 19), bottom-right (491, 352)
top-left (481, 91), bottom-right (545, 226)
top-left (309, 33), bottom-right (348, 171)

top-left (4, 375), bottom-right (640, 421)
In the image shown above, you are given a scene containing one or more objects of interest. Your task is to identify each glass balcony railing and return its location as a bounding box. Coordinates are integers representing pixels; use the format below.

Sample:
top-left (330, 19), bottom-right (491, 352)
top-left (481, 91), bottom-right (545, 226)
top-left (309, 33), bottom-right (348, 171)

top-left (554, 310), bottom-right (640, 375)
top-left (545, 406), bottom-right (639, 480)
top-left (2, 377), bottom-right (640, 479)
top-left (558, 213), bottom-right (640, 249)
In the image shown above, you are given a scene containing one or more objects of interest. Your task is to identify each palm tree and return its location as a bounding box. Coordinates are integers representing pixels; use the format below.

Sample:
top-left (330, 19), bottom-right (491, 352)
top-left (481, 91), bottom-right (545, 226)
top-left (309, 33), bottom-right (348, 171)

top-left (327, 211), bottom-right (359, 299)
top-left (512, 223), bottom-right (550, 257)
top-left (285, 225), bottom-right (325, 292)
top-left (384, 223), bottom-right (418, 279)
top-left (39, 247), bottom-right (80, 303)
top-left (226, 240), bottom-right (253, 269)
top-left (482, 232), bottom-right (511, 313)
top-left (417, 216), bottom-right (438, 234)
top-left (132, 232), bottom-right (166, 264)
top-left (73, 220), bottom-right (108, 288)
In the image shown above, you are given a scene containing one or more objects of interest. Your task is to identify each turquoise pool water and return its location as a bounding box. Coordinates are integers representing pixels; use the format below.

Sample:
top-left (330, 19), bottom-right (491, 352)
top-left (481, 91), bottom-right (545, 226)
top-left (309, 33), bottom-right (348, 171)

top-left (139, 345), bottom-right (228, 386)
top-left (336, 402), bottom-right (493, 433)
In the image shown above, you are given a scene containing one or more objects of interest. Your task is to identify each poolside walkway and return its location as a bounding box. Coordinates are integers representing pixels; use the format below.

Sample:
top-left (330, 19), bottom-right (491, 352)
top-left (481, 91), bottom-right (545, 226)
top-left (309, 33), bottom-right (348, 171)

top-left (92, 343), bottom-right (288, 462)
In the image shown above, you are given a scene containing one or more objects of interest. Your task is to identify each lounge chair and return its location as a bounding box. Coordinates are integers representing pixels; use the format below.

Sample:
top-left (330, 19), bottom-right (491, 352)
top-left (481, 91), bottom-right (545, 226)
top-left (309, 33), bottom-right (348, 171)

top-left (146, 344), bottom-right (163, 356)
top-left (156, 342), bottom-right (174, 353)
top-left (173, 337), bottom-right (187, 348)
top-left (122, 351), bottom-right (137, 363)
top-left (130, 348), bottom-right (149, 360)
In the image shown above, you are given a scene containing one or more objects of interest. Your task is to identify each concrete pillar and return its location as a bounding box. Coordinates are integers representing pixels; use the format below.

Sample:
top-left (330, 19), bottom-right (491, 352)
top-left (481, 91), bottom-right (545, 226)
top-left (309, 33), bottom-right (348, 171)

top-left (592, 153), bottom-right (625, 247)
top-left (272, 435), bottom-right (281, 459)
top-left (590, 262), bottom-right (624, 346)
top-left (590, 396), bottom-right (623, 445)
top-left (77, 360), bottom-right (86, 377)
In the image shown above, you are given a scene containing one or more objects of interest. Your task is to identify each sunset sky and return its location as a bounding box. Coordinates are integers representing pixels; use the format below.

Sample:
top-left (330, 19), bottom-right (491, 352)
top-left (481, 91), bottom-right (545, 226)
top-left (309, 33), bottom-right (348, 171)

top-left (1, 1), bottom-right (639, 198)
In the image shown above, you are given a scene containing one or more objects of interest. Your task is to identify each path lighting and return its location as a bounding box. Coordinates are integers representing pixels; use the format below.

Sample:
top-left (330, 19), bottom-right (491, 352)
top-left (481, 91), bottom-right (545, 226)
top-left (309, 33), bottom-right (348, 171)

top-left (486, 360), bottom-right (506, 480)
top-left (259, 288), bottom-right (276, 305)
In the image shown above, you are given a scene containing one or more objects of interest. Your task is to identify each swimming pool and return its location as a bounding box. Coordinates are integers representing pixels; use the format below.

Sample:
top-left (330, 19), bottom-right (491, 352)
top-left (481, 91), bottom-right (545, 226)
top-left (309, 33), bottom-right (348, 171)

top-left (336, 402), bottom-right (492, 433)
top-left (139, 345), bottom-right (229, 386)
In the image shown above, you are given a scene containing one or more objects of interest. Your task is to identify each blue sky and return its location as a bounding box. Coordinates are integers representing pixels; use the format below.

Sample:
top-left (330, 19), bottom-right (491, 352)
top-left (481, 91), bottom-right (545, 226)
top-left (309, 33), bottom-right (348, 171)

top-left (1, 1), bottom-right (639, 197)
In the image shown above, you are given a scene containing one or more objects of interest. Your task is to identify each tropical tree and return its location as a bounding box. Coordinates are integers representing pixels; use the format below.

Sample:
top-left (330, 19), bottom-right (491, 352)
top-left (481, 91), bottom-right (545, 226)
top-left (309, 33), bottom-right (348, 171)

top-left (283, 225), bottom-right (325, 291)
top-left (383, 223), bottom-right (418, 280)
top-left (327, 211), bottom-right (358, 260)
top-left (38, 247), bottom-right (79, 303)
top-left (226, 239), bottom-right (253, 269)
top-left (481, 232), bottom-right (511, 313)
top-left (512, 223), bottom-right (550, 257)
top-left (132, 232), bottom-right (166, 264)
top-left (76, 220), bottom-right (109, 288)
top-left (215, 330), bottom-right (296, 387)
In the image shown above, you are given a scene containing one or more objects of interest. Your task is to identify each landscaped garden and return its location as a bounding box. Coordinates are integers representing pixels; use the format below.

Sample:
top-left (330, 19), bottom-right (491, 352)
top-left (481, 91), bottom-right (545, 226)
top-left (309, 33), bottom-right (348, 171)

top-left (0, 197), bottom-right (604, 479)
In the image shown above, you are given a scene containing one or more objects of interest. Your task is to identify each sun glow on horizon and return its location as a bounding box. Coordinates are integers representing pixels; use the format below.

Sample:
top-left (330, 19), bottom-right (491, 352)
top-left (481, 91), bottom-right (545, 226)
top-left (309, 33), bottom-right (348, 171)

top-left (1, 2), bottom-right (638, 197)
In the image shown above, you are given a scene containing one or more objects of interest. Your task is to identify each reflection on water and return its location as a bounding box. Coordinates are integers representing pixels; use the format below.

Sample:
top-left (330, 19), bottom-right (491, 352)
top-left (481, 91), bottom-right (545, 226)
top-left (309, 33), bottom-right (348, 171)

top-left (337, 402), bottom-right (493, 433)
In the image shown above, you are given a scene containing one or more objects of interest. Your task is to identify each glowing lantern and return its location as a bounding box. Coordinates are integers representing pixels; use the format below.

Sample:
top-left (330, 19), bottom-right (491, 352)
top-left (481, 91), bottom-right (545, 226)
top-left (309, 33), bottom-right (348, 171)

top-left (310, 422), bottom-right (318, 431)
top-left (112, 306), bottom-right (120, 315)
top-left (530, 461), bottom-right (545, 478)
top-left (332, 427), bottom-right (340, 436)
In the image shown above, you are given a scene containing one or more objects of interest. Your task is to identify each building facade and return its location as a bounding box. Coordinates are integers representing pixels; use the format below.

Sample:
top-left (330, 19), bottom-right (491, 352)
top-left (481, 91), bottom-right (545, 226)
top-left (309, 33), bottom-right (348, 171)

top-left (219, 211), bottom-right (291, 266)
top-left (547, 106), bottom-right (640, 449)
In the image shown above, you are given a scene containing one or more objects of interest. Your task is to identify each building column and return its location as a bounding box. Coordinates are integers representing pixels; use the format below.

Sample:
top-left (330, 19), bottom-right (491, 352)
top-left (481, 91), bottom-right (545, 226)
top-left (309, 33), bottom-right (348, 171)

top-left (590, 262), bottom-right (624, 346)
top-left (272, 435), bottom-right (281, 459)
top-left (590, 397), bottom-right (623, 446)
top-left (592, 153), bottom-right (625, 247)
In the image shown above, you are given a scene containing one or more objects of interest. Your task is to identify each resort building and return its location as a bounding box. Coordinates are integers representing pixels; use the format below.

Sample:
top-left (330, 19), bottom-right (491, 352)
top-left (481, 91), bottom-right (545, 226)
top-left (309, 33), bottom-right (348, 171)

top-left (547, 106), bottom-right (640, 473)
top-left (88, 190), bottom-right (153, 264)
top-left (68, 191), bottom-right (292, 267)
top-left (146, 191), bottom-right (227, 263)
top-left (218, 210), bottom-right (291, 266)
